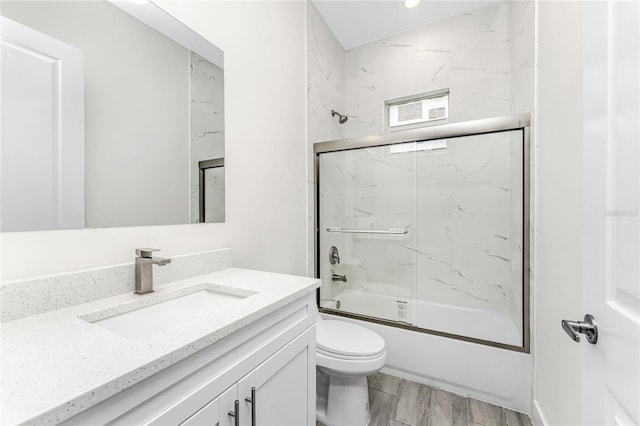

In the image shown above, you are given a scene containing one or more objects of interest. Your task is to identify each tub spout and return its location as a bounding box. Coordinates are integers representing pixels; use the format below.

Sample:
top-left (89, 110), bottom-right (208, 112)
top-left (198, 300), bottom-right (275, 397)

top-left (332, 274), bottom-right (347, 282)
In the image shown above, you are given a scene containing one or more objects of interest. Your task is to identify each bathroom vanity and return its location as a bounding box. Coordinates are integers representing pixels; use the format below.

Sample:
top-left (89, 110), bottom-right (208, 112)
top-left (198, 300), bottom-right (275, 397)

top-left (0, 259), bottom-right (319, 425)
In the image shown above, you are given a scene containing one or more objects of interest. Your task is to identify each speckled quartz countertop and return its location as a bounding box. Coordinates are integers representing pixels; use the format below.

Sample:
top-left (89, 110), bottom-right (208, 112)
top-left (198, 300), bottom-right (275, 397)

top-left (1, 268), bottom-right (320, 425)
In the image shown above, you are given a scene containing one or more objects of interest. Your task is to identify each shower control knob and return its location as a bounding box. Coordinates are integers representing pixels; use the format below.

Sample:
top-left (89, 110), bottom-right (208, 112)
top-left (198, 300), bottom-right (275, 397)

top-left (329, 246), bottom-right (340, 265)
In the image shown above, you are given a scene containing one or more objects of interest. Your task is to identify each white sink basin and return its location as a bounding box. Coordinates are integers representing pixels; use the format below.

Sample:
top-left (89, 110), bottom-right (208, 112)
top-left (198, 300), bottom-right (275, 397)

top-left (87, 287), bottom-right (252, 340)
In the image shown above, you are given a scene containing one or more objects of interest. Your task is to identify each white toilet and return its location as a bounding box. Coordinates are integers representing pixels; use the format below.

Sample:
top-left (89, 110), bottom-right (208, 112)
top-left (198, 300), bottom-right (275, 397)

top-left (315, 317), bottom-right (387, 426)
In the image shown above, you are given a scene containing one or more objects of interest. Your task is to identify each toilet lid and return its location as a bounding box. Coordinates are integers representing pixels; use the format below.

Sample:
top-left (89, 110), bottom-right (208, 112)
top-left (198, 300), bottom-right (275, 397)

top-left (316, 320), bottom-right (385, 358)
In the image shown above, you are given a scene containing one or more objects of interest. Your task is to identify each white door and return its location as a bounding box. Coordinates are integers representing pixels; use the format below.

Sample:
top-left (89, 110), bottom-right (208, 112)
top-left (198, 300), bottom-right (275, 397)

top-left (0, 17), bottom-right (84, 231)
top-left (582, 1), bottom-right (640, 425)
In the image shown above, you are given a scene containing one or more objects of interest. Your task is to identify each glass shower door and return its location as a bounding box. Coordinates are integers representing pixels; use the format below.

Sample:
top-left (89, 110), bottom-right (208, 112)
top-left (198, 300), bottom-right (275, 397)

top-left (318, 145), bottom-right (416, 324)
top-left (414, 130), bottom-right (524, 346)
top-left (315, 116), bottom-right (529, 350)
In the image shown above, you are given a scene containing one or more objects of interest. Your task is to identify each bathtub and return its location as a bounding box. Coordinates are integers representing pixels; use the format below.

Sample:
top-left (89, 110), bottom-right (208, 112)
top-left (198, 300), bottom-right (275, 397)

top-left (327, 288), bottom-right (522, 346)
top-left (320, 288), bottom-right (532, 414)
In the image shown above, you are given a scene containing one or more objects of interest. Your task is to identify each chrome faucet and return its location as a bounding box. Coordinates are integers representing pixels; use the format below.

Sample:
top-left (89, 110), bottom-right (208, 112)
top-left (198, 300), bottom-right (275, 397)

top-left (135, 248), bottom-right (171, 294)
top-left (332, 273), bottom-right (347, 282)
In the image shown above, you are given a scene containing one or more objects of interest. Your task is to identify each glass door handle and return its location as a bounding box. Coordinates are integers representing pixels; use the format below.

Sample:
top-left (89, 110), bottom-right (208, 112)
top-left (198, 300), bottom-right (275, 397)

top-left (326, 227), bottom-right (407, 235)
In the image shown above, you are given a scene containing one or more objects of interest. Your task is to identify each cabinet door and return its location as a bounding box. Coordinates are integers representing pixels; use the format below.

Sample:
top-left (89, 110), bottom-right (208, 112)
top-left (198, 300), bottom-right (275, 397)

top-left (217, 385), bottom-right (240, 426)
top-left (238, 330), bottom-right (313, 426)
top-left (181, 385), bottom-right (238, 426)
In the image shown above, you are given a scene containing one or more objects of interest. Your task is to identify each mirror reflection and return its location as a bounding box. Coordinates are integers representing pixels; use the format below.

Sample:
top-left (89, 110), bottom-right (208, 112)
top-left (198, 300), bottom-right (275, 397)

top-left (0, 0), bottom-right (225, 232)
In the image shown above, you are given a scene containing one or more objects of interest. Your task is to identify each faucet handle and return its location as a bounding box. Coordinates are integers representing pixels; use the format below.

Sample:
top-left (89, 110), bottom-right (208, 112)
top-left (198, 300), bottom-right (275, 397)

top-left (135, 248), bottom-right (161, 258)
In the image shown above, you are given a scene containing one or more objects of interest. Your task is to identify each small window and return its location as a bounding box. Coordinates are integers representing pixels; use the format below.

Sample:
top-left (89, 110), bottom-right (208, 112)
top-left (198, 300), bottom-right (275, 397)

top-left (386, 89), bottom-right (449, 132)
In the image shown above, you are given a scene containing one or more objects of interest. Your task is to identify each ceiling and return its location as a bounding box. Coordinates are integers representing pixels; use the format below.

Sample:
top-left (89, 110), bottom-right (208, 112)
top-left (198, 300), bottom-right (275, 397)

top-left (312, 0), bottom-right (498, 50)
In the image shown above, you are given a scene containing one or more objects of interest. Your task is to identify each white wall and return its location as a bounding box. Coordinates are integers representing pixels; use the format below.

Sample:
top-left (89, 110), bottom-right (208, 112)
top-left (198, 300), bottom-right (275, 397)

top-left (533, 1), bottom-right (583, 424)
top-left (0, 1), bottom-right (308, 281)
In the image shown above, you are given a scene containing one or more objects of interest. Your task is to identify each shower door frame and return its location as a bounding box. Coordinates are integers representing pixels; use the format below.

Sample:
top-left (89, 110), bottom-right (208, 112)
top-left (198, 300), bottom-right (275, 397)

top-left (314, 113), bottom-right (531, 353)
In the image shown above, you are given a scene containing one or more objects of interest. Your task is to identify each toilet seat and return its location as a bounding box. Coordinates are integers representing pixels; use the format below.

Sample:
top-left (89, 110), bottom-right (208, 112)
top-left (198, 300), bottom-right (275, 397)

top-left (317, 346), bottom-right (385, 360)
top-left (316, 348), bottom-right (386, 377)
top-left (316, 320), bottom-right (386, 360)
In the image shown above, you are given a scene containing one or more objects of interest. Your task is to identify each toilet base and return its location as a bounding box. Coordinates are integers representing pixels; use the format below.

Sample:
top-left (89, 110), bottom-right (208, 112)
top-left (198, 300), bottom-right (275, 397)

top-left (318, 373), bottom-right (370, 426)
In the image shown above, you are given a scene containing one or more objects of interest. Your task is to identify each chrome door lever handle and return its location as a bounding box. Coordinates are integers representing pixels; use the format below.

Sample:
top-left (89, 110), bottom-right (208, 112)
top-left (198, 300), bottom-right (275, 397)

top-left (561, 314), bottom-right (598, 344)
top-left (562, 320), bottom-right (582, 342)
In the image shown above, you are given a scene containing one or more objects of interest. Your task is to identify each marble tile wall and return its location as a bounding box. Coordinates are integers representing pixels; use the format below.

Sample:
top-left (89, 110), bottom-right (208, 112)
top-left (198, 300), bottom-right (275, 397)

top-left (190, 51), bottom-right (225, 223)
top-left (343, 1), bottom-right (510, 138)
top-left (320, 146), bottom-right (418, 302)
top-left (347, 147), bottom-right (416, 298)
top-left (509, 0), bottom-right (535, 115)
top-left (307, 2), bottom-right (346, 145)
top-left (413, 133), bottom-right (516, 315)
top-left (319, 151), bottom-right (347, 300)
top-left (307, 1), bottom-right (346, 276)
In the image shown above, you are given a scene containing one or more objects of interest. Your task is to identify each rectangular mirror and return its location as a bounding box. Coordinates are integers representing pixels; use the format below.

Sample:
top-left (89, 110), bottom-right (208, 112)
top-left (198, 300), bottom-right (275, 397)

top-left (0, 0), bottom-right (225, 232)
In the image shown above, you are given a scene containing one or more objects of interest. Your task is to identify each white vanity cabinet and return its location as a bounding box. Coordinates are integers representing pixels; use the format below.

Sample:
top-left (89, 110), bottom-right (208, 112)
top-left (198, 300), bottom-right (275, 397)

top-left (62, 292), bottom-right (317, 426)
top-left (180, 330), bottom-right (310, 426)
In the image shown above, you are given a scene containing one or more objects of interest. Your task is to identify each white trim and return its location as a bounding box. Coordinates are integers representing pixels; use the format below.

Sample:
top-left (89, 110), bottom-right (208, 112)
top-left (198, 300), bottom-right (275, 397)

top-left (532, 400), bottom-right (548, 426)
top-left (109, 0), bottom-right (223, 69)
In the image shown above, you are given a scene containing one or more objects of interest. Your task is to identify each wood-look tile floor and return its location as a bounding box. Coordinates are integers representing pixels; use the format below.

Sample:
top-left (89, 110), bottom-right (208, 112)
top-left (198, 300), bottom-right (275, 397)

top-left (318, 372), bottom-right (532, 426)
top-left (367, 373), bottom-right (532, 426)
